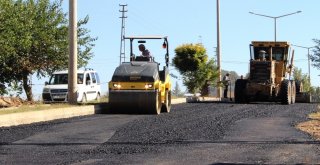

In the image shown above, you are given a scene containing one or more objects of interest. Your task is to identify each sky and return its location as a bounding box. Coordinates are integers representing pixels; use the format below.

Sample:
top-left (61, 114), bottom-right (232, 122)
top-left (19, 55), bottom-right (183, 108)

top-left (30, 0), bottom-right (320, 100)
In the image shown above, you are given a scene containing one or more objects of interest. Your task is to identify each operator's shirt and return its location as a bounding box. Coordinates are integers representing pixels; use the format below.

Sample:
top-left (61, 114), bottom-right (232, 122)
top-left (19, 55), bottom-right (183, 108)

top-left (142, 49), bottom-right (151, 57)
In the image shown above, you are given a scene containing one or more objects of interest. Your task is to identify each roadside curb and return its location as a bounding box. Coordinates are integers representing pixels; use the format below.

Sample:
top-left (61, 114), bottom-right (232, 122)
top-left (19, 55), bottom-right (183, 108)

top-left (0, 105), bottom-right (101, 127)
top-left (0, 98), bottom-right (186, 127)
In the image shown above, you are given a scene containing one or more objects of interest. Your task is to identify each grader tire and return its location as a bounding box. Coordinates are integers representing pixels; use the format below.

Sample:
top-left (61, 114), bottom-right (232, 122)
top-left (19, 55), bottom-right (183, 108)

top-left (295, 80), bottom-right (303, 94)
top-left (161, 90), bottom-right (171, 113)
top-left (291, 80), bottom-right (296, 104)
top-left (234, 79), bottom-right (247, 103)
top-left (281, 80), bottom-right (292, 105)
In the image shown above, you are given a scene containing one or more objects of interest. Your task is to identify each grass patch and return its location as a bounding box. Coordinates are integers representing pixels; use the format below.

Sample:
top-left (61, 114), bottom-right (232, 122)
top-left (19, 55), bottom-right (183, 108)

top-left (0, 103), bottom-right (79, 115)
top-left (309, 112), bottom-right (320, 120)
top-left (0, 95), bottom-right (110, 115)
top-left (296, 105), bottom-right (320, 140)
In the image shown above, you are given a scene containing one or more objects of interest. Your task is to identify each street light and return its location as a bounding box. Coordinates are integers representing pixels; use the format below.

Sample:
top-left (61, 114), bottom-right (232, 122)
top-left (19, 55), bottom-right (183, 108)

top-left (249, 11), bottom-right (302, 43)
top-left (292, 44), bottom-right (316, 86)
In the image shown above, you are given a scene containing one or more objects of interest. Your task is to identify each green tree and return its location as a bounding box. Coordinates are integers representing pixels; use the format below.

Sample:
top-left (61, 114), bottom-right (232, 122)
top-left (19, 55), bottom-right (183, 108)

top-left (311, 87), bottom-right (320, 102)
top-left (311, 39), bottom-right (320, 69)
top-left (172, 81), bottom-right (183, 97)
top-left (221, 70), bottom-right (239, 83)
top-left (0, 84), bottom-right (6, 95)
top-left (293, 67), bottom-right (311, 92)
top-left (172, 43), bottom-right (218, 94)
top-left (0, 0), bottom-right (97, 101)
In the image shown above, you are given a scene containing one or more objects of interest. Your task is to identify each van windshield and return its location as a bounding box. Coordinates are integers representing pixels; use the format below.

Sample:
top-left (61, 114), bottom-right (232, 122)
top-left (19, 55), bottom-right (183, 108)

top-left (49, 73), bottom-right (84, 85)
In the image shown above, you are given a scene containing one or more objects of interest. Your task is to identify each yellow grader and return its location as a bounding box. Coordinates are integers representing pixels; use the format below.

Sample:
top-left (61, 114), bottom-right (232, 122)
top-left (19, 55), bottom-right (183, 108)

top-left (108, 36), bottom-right (171, 114)
top-left (234, 41), bottom-right (298, 104)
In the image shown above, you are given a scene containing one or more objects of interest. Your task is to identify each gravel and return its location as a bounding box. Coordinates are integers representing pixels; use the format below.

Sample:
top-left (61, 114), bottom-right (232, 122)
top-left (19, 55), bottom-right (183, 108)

top-left (0, 102), bottom-right (318, 164)
top-left (107, 103), bottom-right (316, 143)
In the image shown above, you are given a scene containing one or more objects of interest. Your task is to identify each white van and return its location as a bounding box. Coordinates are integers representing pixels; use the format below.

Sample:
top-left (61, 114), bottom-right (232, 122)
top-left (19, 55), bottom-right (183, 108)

top-left (42, 68), bottom-right (101, 103)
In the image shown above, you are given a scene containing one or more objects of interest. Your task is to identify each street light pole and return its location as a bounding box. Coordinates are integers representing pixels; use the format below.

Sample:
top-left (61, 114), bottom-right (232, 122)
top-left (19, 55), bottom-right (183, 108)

top-left (249, 11), bottom-right (301, 43)
top-left (292, 44), bottom-right (315, 87)
top-left (216, 0), bottom-right (222, 99)
top-left (68, 0), bottom-right (78, 104)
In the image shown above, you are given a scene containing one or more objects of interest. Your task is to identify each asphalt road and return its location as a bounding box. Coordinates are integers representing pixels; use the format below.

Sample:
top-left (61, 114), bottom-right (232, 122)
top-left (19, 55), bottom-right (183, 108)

top-left (0, 102), bottom-right (319, 164)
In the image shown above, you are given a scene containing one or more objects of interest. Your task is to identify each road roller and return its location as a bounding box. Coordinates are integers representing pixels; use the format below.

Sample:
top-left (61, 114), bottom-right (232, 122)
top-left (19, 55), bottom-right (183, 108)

top-left (108, 36), bottom-right (171, 114)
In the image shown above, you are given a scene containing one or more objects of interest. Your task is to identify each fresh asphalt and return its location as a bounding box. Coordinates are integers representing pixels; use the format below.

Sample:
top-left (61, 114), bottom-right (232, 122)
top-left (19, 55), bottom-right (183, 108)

top-left (0, 102), bottom-right (319, 164)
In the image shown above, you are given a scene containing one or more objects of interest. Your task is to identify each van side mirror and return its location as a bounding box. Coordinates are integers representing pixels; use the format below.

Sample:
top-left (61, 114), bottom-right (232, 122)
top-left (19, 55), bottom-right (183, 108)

top-left (45, 81), bottom-right (49, 85)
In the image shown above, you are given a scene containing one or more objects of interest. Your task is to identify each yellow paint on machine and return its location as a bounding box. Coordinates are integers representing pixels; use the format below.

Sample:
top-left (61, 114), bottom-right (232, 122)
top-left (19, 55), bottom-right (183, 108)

top-left (109, 81), bottom-right (161, 90)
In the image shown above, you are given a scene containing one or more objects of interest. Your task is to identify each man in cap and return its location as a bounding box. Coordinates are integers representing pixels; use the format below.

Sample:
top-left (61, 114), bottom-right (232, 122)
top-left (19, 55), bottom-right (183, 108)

top-left (259, 50), bottom-right (267, 61)
top-left (223, 73), bottom-right (230, 98)
top-left (138, 44), bottom-right (151, 58)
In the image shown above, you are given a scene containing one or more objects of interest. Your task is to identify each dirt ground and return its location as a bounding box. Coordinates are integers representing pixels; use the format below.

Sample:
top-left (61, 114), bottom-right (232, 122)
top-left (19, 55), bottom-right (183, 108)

top-left (0, 97), bottom-right (23, 108)
top-left (297, 105), bottom-right (320, 140)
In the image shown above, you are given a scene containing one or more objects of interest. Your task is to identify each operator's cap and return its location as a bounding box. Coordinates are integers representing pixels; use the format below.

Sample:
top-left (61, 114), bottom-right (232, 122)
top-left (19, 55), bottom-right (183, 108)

top-left (138, 44), bottom-right (145, 49)
top-left (259, 50), bottom-right (266, 54)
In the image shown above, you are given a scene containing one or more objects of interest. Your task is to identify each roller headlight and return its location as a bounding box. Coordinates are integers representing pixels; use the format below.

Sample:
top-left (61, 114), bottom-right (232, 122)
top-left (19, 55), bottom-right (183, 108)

top-left (144, 84), bottom-right (153, 89)
top-left (113, 83), bottom-right (121, 89)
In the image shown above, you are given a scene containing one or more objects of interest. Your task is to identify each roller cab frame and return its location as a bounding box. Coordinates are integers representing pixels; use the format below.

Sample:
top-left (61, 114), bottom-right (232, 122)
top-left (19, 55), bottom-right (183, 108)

top-left (109, 36), bottom-right (171, 114)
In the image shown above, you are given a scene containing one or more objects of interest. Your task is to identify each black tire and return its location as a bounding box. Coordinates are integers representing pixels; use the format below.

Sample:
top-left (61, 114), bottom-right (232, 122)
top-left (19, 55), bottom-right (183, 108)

top-left (161, 90), bottom-right (171, 113)
top-left (281, 80), bottom-right (292, 105)
top-left (295, 80), bottom-right (303, 94)
top-left (96, 93), bottom-right (101, 102)
top-left (234, 79), bottom-right (247, 103)
top-left (150, 90), bottom-right (161, 115)
top-left (81, 93), bottom-right (87, 103)
top-left (291, 80), bottom-right (296, 104)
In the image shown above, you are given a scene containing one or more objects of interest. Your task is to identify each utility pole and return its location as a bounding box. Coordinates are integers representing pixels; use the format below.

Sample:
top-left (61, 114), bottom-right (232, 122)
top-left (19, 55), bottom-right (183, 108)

top-left (119, 4), bottom-right (127, 65)
top-left (216, 0), bottom-right (222, 99)
top-left (68, 0), bottom-right (78, 104)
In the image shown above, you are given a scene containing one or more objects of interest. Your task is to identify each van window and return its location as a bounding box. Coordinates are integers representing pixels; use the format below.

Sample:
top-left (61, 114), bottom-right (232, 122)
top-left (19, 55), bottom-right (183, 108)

top-left (49, 74), bottom-right (68, 84)
top-left (85, 73), bottom-right (91, 85)
top-left (77, 73), bottom-right (84, 84)
top-left (91, 72), bottom-right (97, 84)
top-left (95, 73), bottom-right (100, 84)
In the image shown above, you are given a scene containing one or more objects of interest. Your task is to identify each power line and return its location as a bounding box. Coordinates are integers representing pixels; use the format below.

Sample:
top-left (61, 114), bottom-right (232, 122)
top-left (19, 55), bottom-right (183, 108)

top-left (221, 60), bottom-right (248, 64)
top-left (129, 5), bottom-right (164, 34)
top-left (119, 4), bottom-right (128, 65)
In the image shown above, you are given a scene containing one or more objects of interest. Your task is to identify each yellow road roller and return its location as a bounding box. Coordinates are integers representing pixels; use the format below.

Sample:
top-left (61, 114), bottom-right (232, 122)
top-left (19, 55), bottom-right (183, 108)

top-left (108, 36), bottom-right (171, 114)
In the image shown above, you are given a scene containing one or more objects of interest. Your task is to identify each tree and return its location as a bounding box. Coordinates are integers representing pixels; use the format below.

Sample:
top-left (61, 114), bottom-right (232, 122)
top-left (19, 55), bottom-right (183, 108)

top-left (311, 39), bottom-right (320, 69)
top-left (311, 87), bottom-right (320, 102)
top-left (172, 43), bottom-right (218, 94)
top-left (221, 70), bottom-right (239, 83)
top-left (172, 81), bottom-right (183, 97)
top-left (293, 67), bottom-right (311, 92)
top-left (0, 0), bottom-right (97, 101)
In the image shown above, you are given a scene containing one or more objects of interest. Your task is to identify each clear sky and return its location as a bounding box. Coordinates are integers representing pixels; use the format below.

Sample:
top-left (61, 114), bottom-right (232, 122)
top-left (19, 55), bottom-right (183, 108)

top-left (31, 0), bottom-right (320, 99)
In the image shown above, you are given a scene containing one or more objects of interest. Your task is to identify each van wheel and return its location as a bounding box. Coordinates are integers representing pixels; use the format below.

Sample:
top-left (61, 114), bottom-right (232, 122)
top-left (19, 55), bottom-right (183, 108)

top-left (81, 93), bottom-right (87, 103)
top-left (96, 93), bottom-right (101, 102)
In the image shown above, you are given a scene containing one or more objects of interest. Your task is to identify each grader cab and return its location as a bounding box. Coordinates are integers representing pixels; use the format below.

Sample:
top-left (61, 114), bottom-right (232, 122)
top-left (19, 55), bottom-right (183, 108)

top-left (234, 41), bottom-right (297, 104)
